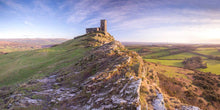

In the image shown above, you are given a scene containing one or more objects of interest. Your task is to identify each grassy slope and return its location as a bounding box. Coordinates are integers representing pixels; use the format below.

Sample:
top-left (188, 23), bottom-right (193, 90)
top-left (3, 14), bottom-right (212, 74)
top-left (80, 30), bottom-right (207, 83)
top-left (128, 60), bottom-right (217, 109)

top-left (0, 36), bottom-right (90, 87)
top-left (146, 62), bottom-right (192, 79)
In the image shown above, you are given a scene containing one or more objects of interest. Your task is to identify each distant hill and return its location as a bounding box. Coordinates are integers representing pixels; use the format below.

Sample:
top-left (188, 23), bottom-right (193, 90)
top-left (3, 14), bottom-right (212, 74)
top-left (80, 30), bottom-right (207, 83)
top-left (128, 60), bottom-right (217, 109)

top-left (0, 41), bottom-right (38, 47)
top-left (0, 38), bottom-right (68, 53)
top-left (0, 38), bottom-right (68, 46)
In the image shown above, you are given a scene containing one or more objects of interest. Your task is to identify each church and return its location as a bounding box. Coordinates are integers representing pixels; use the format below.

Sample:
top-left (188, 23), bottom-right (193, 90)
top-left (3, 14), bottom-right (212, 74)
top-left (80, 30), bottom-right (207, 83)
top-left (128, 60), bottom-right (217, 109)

top-left (86, 19), bottom-right (107, 34)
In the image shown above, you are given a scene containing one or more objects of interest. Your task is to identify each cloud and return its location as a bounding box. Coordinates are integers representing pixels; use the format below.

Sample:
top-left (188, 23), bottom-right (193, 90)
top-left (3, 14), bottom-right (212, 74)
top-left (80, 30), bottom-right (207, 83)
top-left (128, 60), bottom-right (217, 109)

top-left (65, 0), bottom-right (110, 23)
top-left (0, 0), bottom-right (56, 18)
top-left (33, 0), bottom-right (54, 16)
top-left (0, 0), bottom-right (28, 14)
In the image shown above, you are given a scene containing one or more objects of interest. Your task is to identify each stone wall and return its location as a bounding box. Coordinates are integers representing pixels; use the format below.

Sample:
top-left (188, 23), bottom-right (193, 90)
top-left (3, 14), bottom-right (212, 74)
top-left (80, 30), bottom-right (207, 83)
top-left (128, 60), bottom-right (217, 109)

top-left (86, 28), bottom-right (100, 34)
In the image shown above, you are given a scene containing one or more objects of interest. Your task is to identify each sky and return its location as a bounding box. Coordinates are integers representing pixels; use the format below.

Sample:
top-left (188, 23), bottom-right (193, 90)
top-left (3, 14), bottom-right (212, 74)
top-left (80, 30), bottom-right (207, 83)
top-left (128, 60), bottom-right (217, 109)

top-left (0, 0), bottom-right (220, 44)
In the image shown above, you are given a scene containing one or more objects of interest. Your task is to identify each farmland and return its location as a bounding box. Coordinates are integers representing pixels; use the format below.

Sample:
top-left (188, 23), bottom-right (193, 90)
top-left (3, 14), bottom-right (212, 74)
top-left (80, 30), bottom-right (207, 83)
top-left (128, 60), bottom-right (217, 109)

top-left (125, 44), bottom-right (220, 75)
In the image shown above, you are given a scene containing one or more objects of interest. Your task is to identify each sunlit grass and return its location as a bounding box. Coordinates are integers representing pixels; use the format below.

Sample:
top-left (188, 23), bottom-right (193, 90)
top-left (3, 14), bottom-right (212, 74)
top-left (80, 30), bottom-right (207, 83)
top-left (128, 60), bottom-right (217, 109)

top-left (144, 59), bottom-right (183, 67)
top-left (148, 47), bottom-right (168, 52)
top-left (143, 51), bottom-right (170, 59)
top-left (147, 62), bottom-right (192, 79)
top-left (194, 48), bottom-right (220, 57)
top-left (145, 58), bottom-right (220, 75)
top-left (199, 60), bottom-right (220, 75)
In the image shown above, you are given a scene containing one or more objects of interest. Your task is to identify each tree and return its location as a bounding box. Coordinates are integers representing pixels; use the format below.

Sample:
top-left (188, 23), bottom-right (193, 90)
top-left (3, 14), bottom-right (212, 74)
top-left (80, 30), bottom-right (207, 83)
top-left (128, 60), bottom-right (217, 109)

top-left (182, 56), bottom-right (207, 69)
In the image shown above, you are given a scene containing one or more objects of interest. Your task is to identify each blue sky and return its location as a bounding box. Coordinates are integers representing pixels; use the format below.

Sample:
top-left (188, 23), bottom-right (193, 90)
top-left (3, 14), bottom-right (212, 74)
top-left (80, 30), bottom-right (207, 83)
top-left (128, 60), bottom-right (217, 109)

top-left (0, 0), bottom-right (220, 43)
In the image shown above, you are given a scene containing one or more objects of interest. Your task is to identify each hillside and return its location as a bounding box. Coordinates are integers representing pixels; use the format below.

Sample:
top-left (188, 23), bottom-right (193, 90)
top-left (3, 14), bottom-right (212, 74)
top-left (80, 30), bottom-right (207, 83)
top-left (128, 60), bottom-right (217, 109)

top-left (0, 32), bottom-right (219, 110)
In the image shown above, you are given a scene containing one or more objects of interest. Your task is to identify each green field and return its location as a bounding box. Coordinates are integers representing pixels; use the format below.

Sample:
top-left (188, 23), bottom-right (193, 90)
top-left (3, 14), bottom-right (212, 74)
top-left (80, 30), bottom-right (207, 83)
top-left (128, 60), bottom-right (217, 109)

top-left (194, 48), bottom-right (220, 57)
top-left (199, 60), bottom-right (220, 74)
top-left (126, 46), bottom-right (168, 53)
top-left (145, 59), bottom-right (183, 67)
top-left (147, 47), bottom-right (168, 52)
top-left (127, 45), bottom-right (220, 75)
top-left (143, 51), bottom-right (170, 59)
top-left (145, 58), bottom-right (220, 75)
top-left (159, 52), bottom-right (206, 60)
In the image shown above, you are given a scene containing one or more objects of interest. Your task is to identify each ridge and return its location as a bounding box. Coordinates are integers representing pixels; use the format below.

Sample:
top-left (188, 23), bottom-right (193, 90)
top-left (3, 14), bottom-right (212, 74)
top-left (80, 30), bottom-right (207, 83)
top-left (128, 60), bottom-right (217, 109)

top-left (0, 32), bottom-right (201, 110)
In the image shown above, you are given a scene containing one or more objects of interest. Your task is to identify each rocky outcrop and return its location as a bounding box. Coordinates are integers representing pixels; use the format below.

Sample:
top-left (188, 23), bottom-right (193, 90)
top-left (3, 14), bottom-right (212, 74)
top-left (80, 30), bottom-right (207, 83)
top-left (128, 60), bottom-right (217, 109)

top-left (62, 40), bottom-right (144, 109)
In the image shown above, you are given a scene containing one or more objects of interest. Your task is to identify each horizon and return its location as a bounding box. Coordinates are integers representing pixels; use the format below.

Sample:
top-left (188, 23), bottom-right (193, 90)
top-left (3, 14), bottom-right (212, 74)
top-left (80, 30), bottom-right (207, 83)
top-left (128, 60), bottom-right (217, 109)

top-left (1, 0), bottom-right (220, 44)
top-left (1, 37), bottom-right (220, 44)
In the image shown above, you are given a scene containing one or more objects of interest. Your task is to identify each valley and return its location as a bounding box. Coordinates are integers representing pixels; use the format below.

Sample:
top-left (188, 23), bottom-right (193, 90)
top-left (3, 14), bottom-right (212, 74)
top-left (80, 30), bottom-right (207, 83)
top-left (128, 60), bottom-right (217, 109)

top-left (125, 44), bottom-right (220, 75)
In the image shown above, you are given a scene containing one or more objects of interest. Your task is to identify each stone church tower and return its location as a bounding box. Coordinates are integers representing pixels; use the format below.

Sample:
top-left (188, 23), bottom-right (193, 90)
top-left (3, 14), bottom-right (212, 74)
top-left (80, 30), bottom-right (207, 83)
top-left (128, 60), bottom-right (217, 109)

top-left (86, 19), bottom-right (107, 34)
top-left (100, 19), bottom-right (107, 34)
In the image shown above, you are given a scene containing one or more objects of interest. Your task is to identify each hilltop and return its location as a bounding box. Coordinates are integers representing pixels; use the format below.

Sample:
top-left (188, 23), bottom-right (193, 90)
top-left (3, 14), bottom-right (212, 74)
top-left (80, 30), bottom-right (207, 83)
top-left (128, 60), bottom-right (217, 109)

top-left (0, 32), bottom-right (219, 109)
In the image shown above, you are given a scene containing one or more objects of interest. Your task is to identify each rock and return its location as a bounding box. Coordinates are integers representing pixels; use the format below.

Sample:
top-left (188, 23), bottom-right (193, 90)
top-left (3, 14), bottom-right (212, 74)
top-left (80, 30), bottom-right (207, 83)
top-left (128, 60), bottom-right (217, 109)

top-left (153, 91), bottom-right (166, 110)
top-left (181, 105), bottom-right (200, 110)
